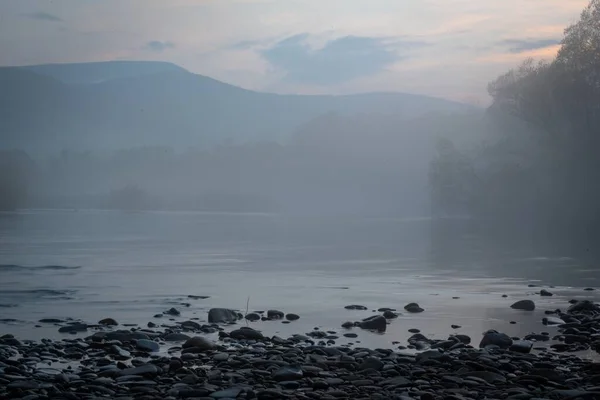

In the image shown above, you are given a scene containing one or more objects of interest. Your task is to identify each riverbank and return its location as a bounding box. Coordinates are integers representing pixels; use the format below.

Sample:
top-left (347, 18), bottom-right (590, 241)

top-left (1, 296), bottom-right (599, 399)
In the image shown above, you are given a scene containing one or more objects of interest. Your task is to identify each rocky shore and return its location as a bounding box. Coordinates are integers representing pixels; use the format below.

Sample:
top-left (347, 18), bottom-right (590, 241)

top-left (1, 297), bottom-right (599, 400)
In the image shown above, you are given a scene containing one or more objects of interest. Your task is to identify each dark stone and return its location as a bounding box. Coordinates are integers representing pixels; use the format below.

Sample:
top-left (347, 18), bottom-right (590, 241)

top-left (118, 364), bottom-right (159, 377)
top-left (359, 315), bottom-right (386, 332)
top-left (210, 387), bottom-right (243, 398)
top-left (208, 308), bottom-right (242, 323)
top-left (383, 310), bottom-right (399, 319)
top-left (188, 295), bottom-right (210, 299)
top-left (510, 300), bottom-right (535, 311)
top-left (39, 318), bottom-right (64, 323)
top-left (58, 323), bottom-right (87, 333)
top-left (267, 310), bottom-right (284, 319)
top-left (540, 289), bottom-right (553, 297)
top-left (135, 339), bottom-right (159, 352)
top-left (230, 327), bottom-right (264, 340)
top-left (342, 321), bottom-right (354, 329)
top-left (245, 313), bottom-right (261, 321)
top-left (285, 313), bottom-right (300, 321)
top-left (345, 305), bottom-right (368, 310)
top-left (479, 330), bottom-right (513, 349)
top-left (180, 320), bottom-right (201, 330)
top-left (163, 332), bottom-right (191, 341)
top-left (165, 307), bottom-right (180, 316)
top-left (358, 357), bottom-right (384, 371)
top-left (99, 318), bottom-right (118, 326)
top-left (404, 303), bottom-right (424, 313)
top-left (272, 366), bottom-right (303, 381)
top-left (509, 340), bottom-right (533, 353)
top-left (182, 336), bottom-right (215, 350)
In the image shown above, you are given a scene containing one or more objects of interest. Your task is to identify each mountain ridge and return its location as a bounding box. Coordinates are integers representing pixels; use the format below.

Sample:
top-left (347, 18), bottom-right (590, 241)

top-left (0, 61), bottom-right (478, 153)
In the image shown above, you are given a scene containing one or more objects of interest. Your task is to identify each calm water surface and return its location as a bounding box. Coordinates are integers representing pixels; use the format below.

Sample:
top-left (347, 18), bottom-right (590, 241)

top-left (0, 210), bottom-right (598, 358)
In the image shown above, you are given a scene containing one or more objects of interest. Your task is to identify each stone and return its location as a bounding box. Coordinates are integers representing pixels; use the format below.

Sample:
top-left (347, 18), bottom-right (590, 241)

top-left (267, 310), bottom-right (284, 319)
top-left (99, 318), bottom-right (118, 326)
top-left (404, 303), bottom-right (424, 313)
top-left (479, 330), bottom-right (513, 349)
top-left (345, 305), bottom-right (368, 310)
top-left (230, 327), bottom-right (264, 340)
top-left (188, 295), bottom-right (210, 299)
top-left (245, 313), bottom-right (261, 321)
top-left (359, 315), bottom-right (386, 332)
top-left (358, 357), bottom-right (384, 371)
top-left (210, 387), bottom-right (242, 398)
top-left (383, 310), bottom-right (399, 319)
top-left (208, 308), bottom-right (242, 323)
top-left (136, 339), bottom-right (159, 352)
top-left (180, 320), bottom-right (201, 330)
top-left (285, 313), bottom-right (300, 321)
top-left (182, 336), bottom-right (215, 351)
top-left (163, 332), bottom-right (191, 342)
top-left (540, 289), bottom-right (553, 296)
top-left (165, 307), bottom-right (180, 316)
top-left (118, 364), bottom-right (159, 377)
top-left (509, 340), bottom-right (533, 353)
top-left (58, 323), bottom-right (87, 333)
top-left (272, 366), bottom-right (303, 381)
top-left (510, 300), bottom-right (535, 311)
top-left (542, 316), bottom-right (565, 325)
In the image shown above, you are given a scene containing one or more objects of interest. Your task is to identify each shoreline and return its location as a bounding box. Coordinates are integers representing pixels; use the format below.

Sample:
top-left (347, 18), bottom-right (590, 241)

top-left (1, 297), bottom-right (599, 399)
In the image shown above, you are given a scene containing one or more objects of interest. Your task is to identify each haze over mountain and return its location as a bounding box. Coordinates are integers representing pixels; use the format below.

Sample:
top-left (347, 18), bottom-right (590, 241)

top-left (1, 61), bottom-right (476, 154)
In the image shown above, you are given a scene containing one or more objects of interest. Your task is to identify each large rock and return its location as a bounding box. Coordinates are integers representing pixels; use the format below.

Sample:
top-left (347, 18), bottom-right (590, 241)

top-left (509, 340), bottom-right (533, 353)
top-left (404, 303), bottom-right (424, 313)
top-left (359, 315), bottom-right (386, 332)
top-left (98, 318), bottom-right (118, 326)
top-left (208, 308), bottom-right (242, 323)
top-left (479, 330), bottom-right (513, 349)
top-left (272, 366), bottom-right (303, 381)
top-left (510, 300), bottom-right (535, 311)
top-left (267, 310), bottom-right (284, 320)
top-left (136, 339), bottom-right (159, 352)
top-left (229, 327), bottom-right (264, 340)
top-left (182, 336), bottom-right (216, 351)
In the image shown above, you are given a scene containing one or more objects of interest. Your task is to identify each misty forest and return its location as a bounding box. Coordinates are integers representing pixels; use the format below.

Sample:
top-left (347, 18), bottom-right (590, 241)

top-left (1, 2), bottom-right (599, 236)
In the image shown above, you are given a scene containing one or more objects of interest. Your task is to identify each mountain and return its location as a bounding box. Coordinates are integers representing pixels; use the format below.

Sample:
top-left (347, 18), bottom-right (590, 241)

top-left (0, 61), bottom-right (477, 153)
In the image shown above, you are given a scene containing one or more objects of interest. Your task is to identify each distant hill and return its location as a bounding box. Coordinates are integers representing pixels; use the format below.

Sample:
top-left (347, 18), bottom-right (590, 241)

top-left (0, 61), bottom-right (477, 153)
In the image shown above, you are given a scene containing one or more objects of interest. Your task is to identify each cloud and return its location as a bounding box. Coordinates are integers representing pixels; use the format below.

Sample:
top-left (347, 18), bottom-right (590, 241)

top-left (144, 40), bottom-right (176, 52)
top-left (261, 34), bottom-right (423, 85)
top-left (20, 11), bottom-right (62, 22)
top-left (501, 38), bottom-right (561, 54)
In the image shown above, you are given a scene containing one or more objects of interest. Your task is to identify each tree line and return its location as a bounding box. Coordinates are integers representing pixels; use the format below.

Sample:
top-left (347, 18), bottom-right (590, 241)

top-left (430, 0), bottom-right (600, 241)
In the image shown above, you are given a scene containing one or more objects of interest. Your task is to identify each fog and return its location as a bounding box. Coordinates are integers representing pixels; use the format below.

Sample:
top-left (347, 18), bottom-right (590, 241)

top-left (1, 1), bottom-right (599, 243)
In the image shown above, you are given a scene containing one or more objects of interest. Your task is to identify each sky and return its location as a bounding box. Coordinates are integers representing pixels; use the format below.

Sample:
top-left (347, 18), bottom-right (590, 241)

top-left (0, 0), bottom-right (589, 104)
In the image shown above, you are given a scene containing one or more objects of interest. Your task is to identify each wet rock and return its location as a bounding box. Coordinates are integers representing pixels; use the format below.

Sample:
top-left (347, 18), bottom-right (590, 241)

top-left (58, 323), bottom-right (88, 333)
top-left (165, 307), bottom-right (180, 316)
top-left (163, 332), bottom-right (191, 342)
top-left (135, 339), bottom-right (159, 352)
top-left (182, 336), bottom-right (215, 351)
top-left (118, 364), bottom-right (159, 377)
top-left (341, 321), bottom-right (354, 329)
top-left (267, 310), bottom-right (284, 320)
top-left (345, 304), bottom-right (368, 311)
top-left (39, 318), bottom-right (64, 323)
top-left (359, 315), bottom-right (386, 332)
top-left (510, 300), bottom-right (535, 311)
top-left (285, 313), bottom-right (300, 321)
top-left (542, 316), bottom-right (565, 325)
top-left (404, 303), bottom-right (424, 313)
top-left (230, 327), bottom-right (264, 340)
top-left (98, 318), bottom-right (118, 326)
top-left (383, 310), bottom-right (399, 319)
top-left (188, 295), bottom-right (210, 299)
top-left (245, 313), bottom-right (261, 321)
top-left (479, 330), bottom-right (513, 349)
top-left (540, 289), bottom-right (553, 297)
top-left (358, 357), bottom-right (384, 371)
top-left (208, 308), bottom-right (242, 323)
top-left (272, 366), bottom-right (303, 381)
top-left (509, 340), bottom-right (533, 353)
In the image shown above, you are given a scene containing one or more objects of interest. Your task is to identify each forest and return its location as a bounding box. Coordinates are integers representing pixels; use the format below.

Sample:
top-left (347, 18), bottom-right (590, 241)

top-left (429, 0), bottom-right (600, 241)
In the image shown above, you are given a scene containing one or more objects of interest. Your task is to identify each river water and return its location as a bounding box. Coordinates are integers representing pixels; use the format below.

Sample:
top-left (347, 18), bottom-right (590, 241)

top-left (0, 209), bottom-right (598, 358)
